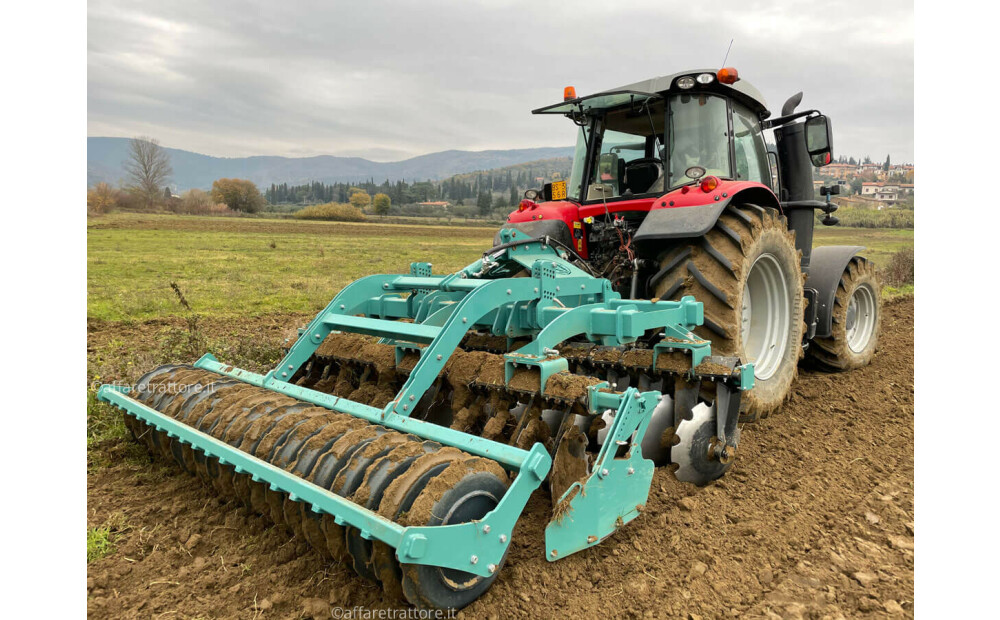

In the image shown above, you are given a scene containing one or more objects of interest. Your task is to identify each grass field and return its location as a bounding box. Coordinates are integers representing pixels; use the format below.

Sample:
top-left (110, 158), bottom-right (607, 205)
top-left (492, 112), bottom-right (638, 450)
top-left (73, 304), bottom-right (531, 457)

top-left (88, 212), bottom-right (914, 322)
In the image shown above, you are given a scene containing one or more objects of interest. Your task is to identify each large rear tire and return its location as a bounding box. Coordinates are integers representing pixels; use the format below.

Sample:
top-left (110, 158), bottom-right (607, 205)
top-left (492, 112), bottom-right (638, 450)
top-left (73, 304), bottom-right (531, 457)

top-left (652, 203), bottom-right (804, 421)
top-left (806, 256), bottom-right (882, 371)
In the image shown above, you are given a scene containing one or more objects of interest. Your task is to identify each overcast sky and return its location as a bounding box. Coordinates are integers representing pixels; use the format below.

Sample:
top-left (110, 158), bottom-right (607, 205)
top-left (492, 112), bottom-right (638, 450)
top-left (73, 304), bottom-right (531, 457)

top-left (88, 0), bottom-right (913, 163)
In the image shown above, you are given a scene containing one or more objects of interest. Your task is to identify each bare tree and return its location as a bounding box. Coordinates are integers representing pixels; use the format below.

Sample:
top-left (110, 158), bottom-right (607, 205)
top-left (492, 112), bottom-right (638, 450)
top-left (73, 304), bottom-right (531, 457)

top-left (124, 136), bottom-right (172, 207)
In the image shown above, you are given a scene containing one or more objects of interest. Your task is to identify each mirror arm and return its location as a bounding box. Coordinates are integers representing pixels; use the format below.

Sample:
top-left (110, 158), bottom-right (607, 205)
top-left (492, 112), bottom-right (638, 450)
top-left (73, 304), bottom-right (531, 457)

top-left (761, 109), bottom-right (820, 130)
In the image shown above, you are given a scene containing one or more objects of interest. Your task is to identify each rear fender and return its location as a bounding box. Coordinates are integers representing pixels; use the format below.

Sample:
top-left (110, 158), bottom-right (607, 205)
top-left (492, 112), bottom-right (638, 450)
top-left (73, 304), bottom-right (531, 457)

top-left (806, 246), bottom-right (865, 339)
top-left (633, 183), bottom-right (779, 248)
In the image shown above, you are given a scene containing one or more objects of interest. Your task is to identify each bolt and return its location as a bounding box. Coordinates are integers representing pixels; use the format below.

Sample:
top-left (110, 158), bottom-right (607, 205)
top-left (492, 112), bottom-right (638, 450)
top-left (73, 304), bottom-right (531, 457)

top-left (483, 524), bottom-right (491, 533)
top-left (499, 534), bottom-right (507, 543)
top-left (556, 286), bottom-right (561, 291)
top-left (601, 468), bottom-right (609, 477)
top-left (409, 395), bottom-right (415, 401)
top-left (551, 262), bottom-right (557, 267)
top-left (488, 564), bottom-right (497, 574)
top-left (506, 289), bottom-right (512, 295)
top-left (627, 467), bottom-right (635, 475)
top-left (340, 304), bottom-right (345, 309)
top-left (534, 287), bottom-right (539, 293)
top-left (314, 334), bottom-right (321, 339)
top-left (462, 317), bottom-right (468, 323)
top-left (282, 372), bottom-right (288, 377)
top-left (436, 354), bottom-right (442, 360)
top-left (383, 283), bottom-right (389, 289)
top-left (581, 284), bottom-right (586, 290)
top-left (403, 404), bottom-right (408, 411)
top-left (470, 555), bottom-right (479, 565)
top-left (288, 365), bottom-right (294, 370)
top-left (550, 549), bottom-right (558, 558)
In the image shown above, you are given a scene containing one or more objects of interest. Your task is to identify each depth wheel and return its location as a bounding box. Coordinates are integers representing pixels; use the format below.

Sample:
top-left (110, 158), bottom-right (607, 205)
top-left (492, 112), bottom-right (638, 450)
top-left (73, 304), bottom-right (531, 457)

top-left (806, 256), bottom-right (882, 371)
top-left (653, 203), bottom-right (804, 420)
top-left (399, 460), bottom-right (509, 610)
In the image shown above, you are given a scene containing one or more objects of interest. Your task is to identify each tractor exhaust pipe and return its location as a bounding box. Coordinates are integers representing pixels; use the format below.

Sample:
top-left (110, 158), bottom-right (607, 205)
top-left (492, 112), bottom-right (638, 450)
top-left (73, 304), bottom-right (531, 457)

top-left (773, 92), bottom-right (816, 272)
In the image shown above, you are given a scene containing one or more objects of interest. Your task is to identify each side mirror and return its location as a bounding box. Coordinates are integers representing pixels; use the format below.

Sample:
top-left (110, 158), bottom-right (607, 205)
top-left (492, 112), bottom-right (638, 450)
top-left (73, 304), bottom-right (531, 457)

top-left (805, 115), bottom-right (834, 167)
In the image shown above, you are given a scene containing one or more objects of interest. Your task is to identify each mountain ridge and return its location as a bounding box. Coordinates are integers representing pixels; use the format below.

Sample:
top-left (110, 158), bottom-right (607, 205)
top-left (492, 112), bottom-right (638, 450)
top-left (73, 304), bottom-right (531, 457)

top-left (87, 137), bottom-right (574, 190)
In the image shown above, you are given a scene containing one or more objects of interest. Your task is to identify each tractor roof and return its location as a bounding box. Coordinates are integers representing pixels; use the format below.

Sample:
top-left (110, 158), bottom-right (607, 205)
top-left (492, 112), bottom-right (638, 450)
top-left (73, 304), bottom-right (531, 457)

top-left (533, 69), bottom-right (769, 118)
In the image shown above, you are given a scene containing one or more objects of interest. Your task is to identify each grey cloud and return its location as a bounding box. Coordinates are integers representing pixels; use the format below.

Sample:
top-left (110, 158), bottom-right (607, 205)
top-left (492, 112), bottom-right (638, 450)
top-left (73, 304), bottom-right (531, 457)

top-left (88, 0), bottom-right (913, 162)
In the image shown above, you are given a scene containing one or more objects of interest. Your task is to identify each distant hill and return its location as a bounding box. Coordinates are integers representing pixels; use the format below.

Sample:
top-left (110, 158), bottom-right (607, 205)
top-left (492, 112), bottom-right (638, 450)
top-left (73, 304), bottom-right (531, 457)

top-left (87, 137), bottom-right (574, 191)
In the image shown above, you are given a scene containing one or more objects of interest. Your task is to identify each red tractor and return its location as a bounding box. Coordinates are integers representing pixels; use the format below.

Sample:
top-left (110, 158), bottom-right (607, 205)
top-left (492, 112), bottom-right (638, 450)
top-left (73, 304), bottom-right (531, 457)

top-left (500, 68), bottom-right (882, 418)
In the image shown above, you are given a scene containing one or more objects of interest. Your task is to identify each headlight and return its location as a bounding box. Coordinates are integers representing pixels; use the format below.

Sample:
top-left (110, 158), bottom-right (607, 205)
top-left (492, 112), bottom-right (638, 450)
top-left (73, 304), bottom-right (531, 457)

top-left (696, 73), bottom-right (715, 84)
top-left (676, 76), bottom-right (695, 89)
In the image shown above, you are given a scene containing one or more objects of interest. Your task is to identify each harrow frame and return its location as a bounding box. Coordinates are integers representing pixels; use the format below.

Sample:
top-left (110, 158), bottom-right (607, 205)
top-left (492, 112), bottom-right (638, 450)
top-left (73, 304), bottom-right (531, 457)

top-left (98, 233), bottom-right (753, 578)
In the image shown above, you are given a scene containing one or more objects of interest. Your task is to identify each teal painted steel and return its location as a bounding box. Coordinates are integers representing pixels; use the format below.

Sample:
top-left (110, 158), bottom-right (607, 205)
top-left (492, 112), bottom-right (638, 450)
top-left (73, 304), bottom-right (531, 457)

top-left (544, 388), bottom-right (661, 560)
top-left (97, 383), bottom-right (550, 577)
top-left (96, 234), bottom-right (751, 573)
top-left (194, 354), bottom-right (538, 470)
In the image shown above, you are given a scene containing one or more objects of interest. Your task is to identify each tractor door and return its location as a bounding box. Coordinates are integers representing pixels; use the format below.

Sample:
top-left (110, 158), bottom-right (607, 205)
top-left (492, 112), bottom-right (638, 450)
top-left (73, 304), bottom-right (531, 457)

top-left (731, 101), bottom-right (774, 191)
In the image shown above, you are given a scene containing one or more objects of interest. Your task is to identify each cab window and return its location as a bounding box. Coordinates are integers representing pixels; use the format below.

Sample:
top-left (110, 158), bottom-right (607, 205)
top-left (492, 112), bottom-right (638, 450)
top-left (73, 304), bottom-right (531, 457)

top-left (667, 94), bottom-right (730, 186)
top-left (585, 101), bottom-right (664, 201)
top-left (732, 102), bottom-right (771, 188)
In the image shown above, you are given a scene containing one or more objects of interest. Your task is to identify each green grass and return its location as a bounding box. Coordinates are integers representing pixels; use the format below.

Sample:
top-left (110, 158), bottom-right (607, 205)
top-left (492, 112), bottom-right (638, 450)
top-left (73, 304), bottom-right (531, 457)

top-left (86, 389), bottom-right (127, 447)
top-left (88, 213), bottom-right (913, 322)
top-left (88, 214), bottom-right (495, 321)
top-left (812, 227), bottom-right (913, 271)
top-left (87, 526), bottom-right (114, 563)
top-left (87, 513), bottom-right (129, 563)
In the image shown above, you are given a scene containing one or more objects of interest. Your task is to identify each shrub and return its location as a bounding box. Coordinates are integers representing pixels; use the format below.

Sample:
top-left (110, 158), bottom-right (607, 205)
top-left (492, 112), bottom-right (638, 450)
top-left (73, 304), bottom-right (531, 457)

top-left (293, 202), bottom-right (366, 222)
top-left (883, 247), bottom-right (914, 287)
top-left (176, 189), bottom-right (234, 215)
top-left (349, 191), bottom-right (372, 210)
top-left (87, 182), bottom-right (119, 214)
top-left (211, 178), bottom-right (266, 213)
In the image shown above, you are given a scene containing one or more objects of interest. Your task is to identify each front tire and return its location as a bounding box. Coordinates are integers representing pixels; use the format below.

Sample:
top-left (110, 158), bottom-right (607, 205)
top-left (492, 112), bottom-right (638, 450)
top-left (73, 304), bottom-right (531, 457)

top-left (653, 204), bottom-right (804, 420)
top-left (806, 256), bottom-right (882, 371)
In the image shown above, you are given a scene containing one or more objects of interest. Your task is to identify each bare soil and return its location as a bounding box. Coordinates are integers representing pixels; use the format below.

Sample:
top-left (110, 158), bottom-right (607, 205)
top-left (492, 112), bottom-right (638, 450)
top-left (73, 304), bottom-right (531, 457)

top-left (87, 297), bottom-right (914, 619)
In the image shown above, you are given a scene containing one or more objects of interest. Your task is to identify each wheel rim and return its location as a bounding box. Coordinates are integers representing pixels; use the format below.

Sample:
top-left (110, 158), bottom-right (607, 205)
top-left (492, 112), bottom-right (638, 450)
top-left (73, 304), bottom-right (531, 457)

top-left (740, 253), bottom-right (791, 381)
top-left (846, 283), bottom-right (877, 353)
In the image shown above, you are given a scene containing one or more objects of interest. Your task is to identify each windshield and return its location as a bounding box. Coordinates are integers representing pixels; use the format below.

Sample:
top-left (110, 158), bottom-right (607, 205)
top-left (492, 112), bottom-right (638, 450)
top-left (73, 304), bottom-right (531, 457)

top-left (666, 94), bottom-right (731, 187)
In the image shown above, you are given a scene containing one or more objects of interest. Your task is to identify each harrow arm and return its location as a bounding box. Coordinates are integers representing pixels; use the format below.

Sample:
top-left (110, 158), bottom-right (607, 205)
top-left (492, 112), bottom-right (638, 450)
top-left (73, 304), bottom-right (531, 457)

top-left (545, 387), bottom-right (660, 560)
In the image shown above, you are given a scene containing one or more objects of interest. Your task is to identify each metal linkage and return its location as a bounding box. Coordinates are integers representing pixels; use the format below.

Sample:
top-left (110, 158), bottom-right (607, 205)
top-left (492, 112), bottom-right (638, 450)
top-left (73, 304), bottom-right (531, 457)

top-left (269, 234), bottom-right (709, 412)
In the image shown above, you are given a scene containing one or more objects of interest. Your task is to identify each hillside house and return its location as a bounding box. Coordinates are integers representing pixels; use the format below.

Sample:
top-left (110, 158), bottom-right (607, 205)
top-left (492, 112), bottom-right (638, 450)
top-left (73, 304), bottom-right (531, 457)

top-left (816, 163), bottom-right (856, 179)
top-left (861, 182), bottom-right (906, 202)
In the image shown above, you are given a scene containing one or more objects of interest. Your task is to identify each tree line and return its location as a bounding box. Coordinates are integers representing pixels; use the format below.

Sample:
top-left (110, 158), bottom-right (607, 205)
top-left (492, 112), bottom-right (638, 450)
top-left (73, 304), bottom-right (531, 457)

top-left (88, 137), bottom-right (572, 220)
top-left (264, 158), bottom-right (572, 213)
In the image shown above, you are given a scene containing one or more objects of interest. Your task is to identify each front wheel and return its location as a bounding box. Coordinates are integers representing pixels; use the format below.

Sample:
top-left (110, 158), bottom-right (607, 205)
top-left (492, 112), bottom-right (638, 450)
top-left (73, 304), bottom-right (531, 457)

top-left (806, 257), bottom-right (882, 371)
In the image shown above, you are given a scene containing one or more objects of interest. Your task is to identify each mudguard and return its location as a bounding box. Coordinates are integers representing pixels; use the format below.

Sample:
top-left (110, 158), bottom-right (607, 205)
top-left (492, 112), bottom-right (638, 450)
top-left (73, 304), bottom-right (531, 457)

top-left (633, 199), bottom-right (729, 246)
top-left (806, 245), bottom-right (864, 339)
top-left (633, 183), bottom-right (778, 249)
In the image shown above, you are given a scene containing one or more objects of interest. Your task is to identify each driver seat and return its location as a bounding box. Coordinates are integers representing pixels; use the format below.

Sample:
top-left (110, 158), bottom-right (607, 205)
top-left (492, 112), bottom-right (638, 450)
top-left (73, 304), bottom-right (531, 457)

top-left (622, 158), bottom-right (663, 195)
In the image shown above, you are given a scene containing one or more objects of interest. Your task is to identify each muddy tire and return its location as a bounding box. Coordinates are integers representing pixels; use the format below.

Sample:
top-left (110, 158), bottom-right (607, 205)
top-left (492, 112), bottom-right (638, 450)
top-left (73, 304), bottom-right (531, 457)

top-left (652, 203), bottom-right (804, 421)
top-left (806, 256), bottom-right (882, 371)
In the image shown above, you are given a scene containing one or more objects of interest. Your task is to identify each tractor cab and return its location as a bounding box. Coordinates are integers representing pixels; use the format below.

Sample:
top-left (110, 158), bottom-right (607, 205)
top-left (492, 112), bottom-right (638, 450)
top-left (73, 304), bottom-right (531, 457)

top-left (533, 68), bottom-right (777, 205)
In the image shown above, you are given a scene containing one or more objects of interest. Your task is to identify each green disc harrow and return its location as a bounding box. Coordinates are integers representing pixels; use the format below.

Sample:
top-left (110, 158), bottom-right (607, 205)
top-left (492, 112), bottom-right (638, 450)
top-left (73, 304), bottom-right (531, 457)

top-left (98, 230), bottom-right (753, 610)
